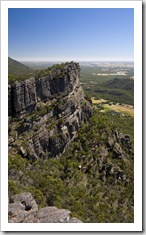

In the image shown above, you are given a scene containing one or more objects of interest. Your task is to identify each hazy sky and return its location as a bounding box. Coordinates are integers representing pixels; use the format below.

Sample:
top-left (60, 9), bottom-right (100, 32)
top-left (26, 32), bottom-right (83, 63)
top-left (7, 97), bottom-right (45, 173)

top-left (8, 8), bottom-right (134, 62)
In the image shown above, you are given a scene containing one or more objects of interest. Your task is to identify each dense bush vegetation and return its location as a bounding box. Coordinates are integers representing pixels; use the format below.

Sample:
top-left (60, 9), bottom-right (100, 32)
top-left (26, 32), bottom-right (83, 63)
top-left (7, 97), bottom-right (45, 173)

top-left (8, 109), bottom-right (134, 222)
top-left (82, 79), bottom-right (134, 105)
top-left (80, 66), bottom-right (134, 105)
top-left (8, 60), bottom-right (134, 222)
top-left (8, 57), bottom-right (32, 75)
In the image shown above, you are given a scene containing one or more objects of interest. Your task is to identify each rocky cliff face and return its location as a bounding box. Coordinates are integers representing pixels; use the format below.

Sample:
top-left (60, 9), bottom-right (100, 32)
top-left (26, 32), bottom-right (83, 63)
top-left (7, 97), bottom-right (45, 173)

top-left (9, 192), bottom-right (82, 223)
top-left (8, 62), bottom-right (92, 159)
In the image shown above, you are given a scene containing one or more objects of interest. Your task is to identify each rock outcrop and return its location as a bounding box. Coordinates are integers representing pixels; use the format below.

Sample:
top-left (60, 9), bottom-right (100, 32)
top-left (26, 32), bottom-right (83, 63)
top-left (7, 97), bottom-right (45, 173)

top-left (9, 192), bottom-right (82, 223)
top-left (8, 62), bottom-right (92, 159)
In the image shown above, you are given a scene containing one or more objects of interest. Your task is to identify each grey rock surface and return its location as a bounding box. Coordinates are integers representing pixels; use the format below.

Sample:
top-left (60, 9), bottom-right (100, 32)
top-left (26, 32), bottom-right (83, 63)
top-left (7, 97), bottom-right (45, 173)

top-left (8, 63), bottom-right (82, 116)
top-left (8, 62), bottom-right (92, 159)
top-left (8, 192), bottom-right (82, 223)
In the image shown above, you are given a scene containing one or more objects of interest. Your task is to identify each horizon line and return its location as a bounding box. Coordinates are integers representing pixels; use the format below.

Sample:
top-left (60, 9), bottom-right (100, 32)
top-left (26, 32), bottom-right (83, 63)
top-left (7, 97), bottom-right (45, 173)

top-left (19, 59), bottom-right (134, 63)
top-left (9, 56), bottom-right (133, 63)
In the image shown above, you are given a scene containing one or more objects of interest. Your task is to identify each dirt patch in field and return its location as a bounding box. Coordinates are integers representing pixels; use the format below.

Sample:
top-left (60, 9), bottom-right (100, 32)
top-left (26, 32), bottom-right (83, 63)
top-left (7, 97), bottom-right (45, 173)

top-left (103, 104), bottom-right (134, 116)
top-left (80, 82), bottom-right (87, 85)
top-left (91, 97), bottom-right (134, 116)
top-left (91, 98), bottom-right (108, 104)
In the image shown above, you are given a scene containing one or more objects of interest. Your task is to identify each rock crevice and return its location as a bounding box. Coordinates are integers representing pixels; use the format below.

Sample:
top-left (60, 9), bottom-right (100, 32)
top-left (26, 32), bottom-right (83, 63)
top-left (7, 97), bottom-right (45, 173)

top-left (8, 62), bottom-right (92, 159)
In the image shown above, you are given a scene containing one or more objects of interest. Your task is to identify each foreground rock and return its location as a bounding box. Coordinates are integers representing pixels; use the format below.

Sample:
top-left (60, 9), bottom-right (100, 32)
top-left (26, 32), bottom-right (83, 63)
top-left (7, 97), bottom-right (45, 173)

top-left (9, 192), bottom-right (82, 223)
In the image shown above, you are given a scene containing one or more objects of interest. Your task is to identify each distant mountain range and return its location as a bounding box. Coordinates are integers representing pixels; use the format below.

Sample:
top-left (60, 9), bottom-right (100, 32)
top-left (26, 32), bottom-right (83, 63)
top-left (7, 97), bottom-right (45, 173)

top-left (8, 57), bottom-right (32, 75)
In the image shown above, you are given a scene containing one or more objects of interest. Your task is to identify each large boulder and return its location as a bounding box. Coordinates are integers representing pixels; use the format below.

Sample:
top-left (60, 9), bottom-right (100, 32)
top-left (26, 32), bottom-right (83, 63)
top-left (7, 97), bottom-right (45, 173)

top-left (8, 192), bottom-right (82, 223)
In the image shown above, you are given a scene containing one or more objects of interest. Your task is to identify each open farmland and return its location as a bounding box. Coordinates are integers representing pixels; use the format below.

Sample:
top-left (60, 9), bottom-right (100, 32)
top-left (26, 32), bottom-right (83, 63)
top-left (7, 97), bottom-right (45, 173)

top-left (92, 98), bottom-right (134, 116)
top-left (102, 103), bottom-right (134, 116)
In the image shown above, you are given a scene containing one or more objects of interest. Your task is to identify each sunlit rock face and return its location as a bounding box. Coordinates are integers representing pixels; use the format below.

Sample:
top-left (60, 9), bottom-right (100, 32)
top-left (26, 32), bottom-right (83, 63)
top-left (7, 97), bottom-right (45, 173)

top-left (9, 192), bottom-right (83, 223)
top-left (8, 62), bottom-right (92, 159)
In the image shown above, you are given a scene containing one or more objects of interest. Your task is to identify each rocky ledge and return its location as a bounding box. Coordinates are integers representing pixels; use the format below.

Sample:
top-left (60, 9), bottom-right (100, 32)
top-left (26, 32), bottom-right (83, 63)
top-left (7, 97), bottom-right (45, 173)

top-left (8, 62), bottom-right (92, 159)
top-left (9, 192), bottom-right (82, 223)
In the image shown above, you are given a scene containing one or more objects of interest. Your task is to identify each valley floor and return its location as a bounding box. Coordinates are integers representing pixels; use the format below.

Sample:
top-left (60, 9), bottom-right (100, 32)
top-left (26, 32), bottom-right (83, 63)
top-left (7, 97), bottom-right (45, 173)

top-left (91, 98), bottom-right (134, 116)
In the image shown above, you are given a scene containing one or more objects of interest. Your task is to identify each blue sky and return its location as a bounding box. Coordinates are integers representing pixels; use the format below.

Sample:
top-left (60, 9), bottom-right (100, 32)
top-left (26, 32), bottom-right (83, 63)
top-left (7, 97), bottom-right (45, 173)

top-left (8, 8), bottom-right (134, 62)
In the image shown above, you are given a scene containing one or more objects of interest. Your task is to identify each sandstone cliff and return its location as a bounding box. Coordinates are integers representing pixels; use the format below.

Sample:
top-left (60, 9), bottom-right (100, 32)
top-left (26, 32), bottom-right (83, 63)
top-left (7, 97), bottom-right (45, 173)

top-left (9, 192), bottom-right (82, 223)
top-left (8, 62), bottom-right (92, 159)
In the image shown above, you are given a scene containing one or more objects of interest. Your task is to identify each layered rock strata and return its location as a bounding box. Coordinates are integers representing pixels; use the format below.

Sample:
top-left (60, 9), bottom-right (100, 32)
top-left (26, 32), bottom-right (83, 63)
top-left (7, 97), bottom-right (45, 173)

top-left (8, 62), bottom-right (92, 159)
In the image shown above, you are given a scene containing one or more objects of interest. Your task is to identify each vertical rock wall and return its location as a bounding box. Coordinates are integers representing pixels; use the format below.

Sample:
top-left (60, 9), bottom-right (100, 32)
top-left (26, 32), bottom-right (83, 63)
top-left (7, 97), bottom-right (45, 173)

top-left (8, 62), bottom-right (92, 159)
